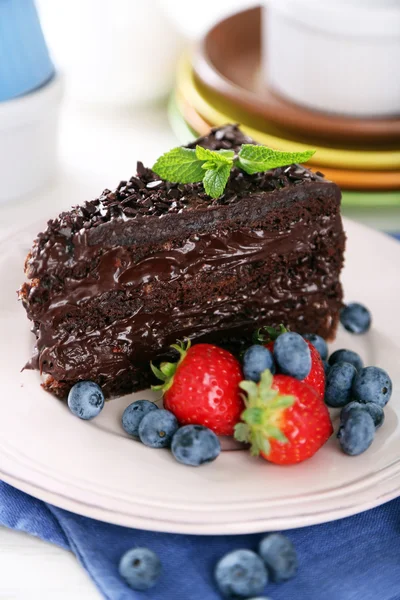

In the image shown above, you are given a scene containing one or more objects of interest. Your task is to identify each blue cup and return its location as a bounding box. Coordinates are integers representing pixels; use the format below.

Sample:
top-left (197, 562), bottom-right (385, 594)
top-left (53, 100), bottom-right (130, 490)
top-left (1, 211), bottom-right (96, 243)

top-left (0, 0), bottom-right (55, 102)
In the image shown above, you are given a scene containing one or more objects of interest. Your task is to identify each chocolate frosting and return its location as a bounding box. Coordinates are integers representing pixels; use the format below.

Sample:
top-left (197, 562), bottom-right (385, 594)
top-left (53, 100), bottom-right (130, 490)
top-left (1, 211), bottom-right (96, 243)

top-left (27, 214), bottom-right (343, 385)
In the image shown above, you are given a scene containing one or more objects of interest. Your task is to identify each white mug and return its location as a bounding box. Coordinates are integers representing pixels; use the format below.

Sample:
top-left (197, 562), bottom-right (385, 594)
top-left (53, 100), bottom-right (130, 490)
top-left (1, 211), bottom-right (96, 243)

top-left (264, 0), bottom-right (400, 117)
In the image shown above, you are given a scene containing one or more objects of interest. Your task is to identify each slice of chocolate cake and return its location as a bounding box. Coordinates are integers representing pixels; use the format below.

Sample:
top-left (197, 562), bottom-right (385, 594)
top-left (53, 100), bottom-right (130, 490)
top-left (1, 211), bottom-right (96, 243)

top-left (19, 125), bottom-right (345, 398)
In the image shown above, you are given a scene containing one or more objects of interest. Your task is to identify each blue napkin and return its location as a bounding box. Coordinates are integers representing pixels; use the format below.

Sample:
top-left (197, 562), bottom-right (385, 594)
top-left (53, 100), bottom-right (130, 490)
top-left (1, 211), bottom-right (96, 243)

top-left (1, 480), bottom-right (400, 600)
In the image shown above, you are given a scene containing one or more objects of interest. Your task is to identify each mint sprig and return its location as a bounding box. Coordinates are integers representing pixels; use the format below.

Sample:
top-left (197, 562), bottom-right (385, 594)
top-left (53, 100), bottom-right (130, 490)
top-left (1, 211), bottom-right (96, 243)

top-left (152, 141), bottom-right (315, 199)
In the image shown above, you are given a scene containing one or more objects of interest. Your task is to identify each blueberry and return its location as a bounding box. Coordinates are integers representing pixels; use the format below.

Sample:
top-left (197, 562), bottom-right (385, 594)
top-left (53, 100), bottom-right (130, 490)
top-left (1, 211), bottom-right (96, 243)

top-left (340, 303), bottom-right (371, 334)
top-left (215, 549), bottom-right (268, 599)
top-left (258, 533), bottom-right (298, 583)
top-left (67, 381), bottom-right (104, 420)
top-left (171, 425), bottom-right (220, 466)
top-left (340, 401), bottom-right (385, 430)
top-left (122, 400), bottom-right (158, 437)
top-left (119, 547), bottom-right (161, 591)
top-left (364, 402), bottom-right (385, 429)
top-left (324, 362), bottom-right (357, 408)
top-left (328, 349), bottom-right (363, 372)
top-left (323, 361), bottom-right (330, 376)
top-left (340, 401), bottom-right (364, 422)
top-left (246, 598), bottom-right (272, 600)
top-left (352, 366), bottom-right (392, 408)
top-left (138, 409), bottom-right (178, 448)
top-left (302, 333), bottom-right (328, 360)
top-left (337, 410), bottom-right (375, 456)
top-left (243, 345), bottom-right (275, 382)
top-left (273, 332), bottom-right (311, 380)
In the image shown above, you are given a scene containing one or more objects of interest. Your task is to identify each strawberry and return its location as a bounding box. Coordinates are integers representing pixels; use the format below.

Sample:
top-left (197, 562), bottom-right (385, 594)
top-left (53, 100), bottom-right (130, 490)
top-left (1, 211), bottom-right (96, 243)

top-left (303, 342), bottom-right (325, 399)
top-left (234, 370), bottom-right (333, 465)
top-left (151, 340), bottom-right (244, 436)
top-left (255, 326), bottom-right (325, 399)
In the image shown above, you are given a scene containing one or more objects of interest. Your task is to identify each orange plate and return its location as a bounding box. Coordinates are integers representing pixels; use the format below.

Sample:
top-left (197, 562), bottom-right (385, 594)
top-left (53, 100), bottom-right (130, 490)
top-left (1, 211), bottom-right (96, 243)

top-left (176, 90), bottom-right (400, 191)
top-left (193, 6), bottom-right (400, 146)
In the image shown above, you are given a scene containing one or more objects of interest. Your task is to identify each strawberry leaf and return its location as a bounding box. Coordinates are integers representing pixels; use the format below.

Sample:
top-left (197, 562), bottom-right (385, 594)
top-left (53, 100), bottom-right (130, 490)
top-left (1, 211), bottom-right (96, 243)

top-left (253, 325), bottom-right (288, 344)
top-left (151, 339), bottom-right (191, 393)
top-left (160, 362), bottom-right (176, 378)
top-left (150, 362), bottom-right (167, 381)
top-left (270, 395), bottom-right (295, 410)
top-left (234, 422), bottom-right (250, 443)
top-left (265, 426), bottom-right (289, 444)
top-left (234, 368), bottom-right (294, 458)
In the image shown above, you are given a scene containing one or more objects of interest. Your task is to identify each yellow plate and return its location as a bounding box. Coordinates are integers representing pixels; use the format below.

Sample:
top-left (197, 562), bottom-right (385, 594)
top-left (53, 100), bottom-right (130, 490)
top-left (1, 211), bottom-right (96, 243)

top-left (177, 56), bottom-right (400, 171)
top-left (175, 90), bottom-right (400, 191)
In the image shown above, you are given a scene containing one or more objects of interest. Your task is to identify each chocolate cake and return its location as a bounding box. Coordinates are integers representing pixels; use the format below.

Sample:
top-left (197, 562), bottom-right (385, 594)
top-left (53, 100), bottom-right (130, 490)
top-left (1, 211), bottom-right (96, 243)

top-left (19, 125), bottom-right (345, 398)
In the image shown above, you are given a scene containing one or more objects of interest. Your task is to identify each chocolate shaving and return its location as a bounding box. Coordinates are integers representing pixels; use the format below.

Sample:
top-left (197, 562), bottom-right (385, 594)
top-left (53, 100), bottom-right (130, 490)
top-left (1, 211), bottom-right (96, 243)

top-left (35, 125), bottom-right (323, 240)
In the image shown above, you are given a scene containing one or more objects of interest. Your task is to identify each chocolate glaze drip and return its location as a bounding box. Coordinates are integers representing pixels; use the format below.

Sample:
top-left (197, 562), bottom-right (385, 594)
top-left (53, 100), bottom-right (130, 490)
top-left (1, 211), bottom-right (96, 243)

top-left (27, 214), bottom-right (343, 388)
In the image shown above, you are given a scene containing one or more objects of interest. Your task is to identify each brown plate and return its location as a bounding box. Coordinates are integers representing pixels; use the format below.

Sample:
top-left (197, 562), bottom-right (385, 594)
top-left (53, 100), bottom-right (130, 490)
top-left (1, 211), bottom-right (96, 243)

top-left (193, 6), bottom-right (400, 145)
top-left (174, 89), bottom-right (400, 191)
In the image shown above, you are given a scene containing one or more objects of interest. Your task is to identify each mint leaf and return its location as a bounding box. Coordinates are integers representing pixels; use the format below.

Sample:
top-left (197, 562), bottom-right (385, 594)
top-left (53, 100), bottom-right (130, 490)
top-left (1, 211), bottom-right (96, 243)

top-left (195, 145), bottom-right (234, 165)
top-left (237, 145), bottom-right (315, 175)
top-left (203, 163), bottom-right (231, 198)
top-left (219, 149), bottom-right (235, 159)
top-left (152, 147), bottom-right (205, 183)
top-left (201, 161), bottom-right (217, 170)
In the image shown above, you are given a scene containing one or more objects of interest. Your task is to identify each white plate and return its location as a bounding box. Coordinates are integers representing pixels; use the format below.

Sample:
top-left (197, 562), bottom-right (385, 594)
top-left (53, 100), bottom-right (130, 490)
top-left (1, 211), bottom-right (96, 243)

top-left (0, 218), bottom-right (399, 534)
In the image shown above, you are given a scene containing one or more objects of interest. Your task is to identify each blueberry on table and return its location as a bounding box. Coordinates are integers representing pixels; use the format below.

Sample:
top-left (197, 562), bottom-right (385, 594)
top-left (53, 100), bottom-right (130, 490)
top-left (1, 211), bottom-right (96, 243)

top-left (243, 345), bottom-right (275, 382)
top-left (119, 547), bottom-right (161, 591)
top-left (171, 425), bottom-right (221, 466)
top-left (138, 409), bottom-right (178, 448)
top-left (122, 399), bottom-right (158, 437)
top-left (303, 333), bottom-right (328, 360)
top-left (215, 549), bottom-right (268, 599)
top-left (352, 366), bottom-right (392, 408)
top-left (328, 349), bottom-right (364, 372)
top-left (258, 533), bottom-right (298, 583)
top-left (324, 362), bottom-right (357, 408)
top-left (67, 381), bottom-right (104, 420)
top-left (273, 332), bottom-right (311, 380)
top-left (340, 303), bottom-right (371, 334)
top-left (338, 410), bottom-right (375, 456)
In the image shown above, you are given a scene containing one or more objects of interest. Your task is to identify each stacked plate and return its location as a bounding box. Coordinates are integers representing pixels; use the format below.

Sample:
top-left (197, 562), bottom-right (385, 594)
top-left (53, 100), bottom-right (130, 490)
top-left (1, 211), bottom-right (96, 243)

top-left (170, 6), bottom-right (400, 209)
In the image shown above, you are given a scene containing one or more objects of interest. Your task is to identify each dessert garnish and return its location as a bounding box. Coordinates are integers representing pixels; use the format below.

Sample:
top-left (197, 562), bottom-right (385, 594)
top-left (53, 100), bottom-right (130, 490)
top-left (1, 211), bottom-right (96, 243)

top-left (153, 143), bottom-right (315, 198)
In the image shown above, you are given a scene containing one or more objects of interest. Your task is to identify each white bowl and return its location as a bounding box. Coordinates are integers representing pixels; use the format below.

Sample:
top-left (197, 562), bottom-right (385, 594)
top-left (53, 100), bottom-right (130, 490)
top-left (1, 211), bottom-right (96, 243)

top-left (0, 74), bottom-right (62, 203)
top-left (264, 0), bottom-right (400, 117)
